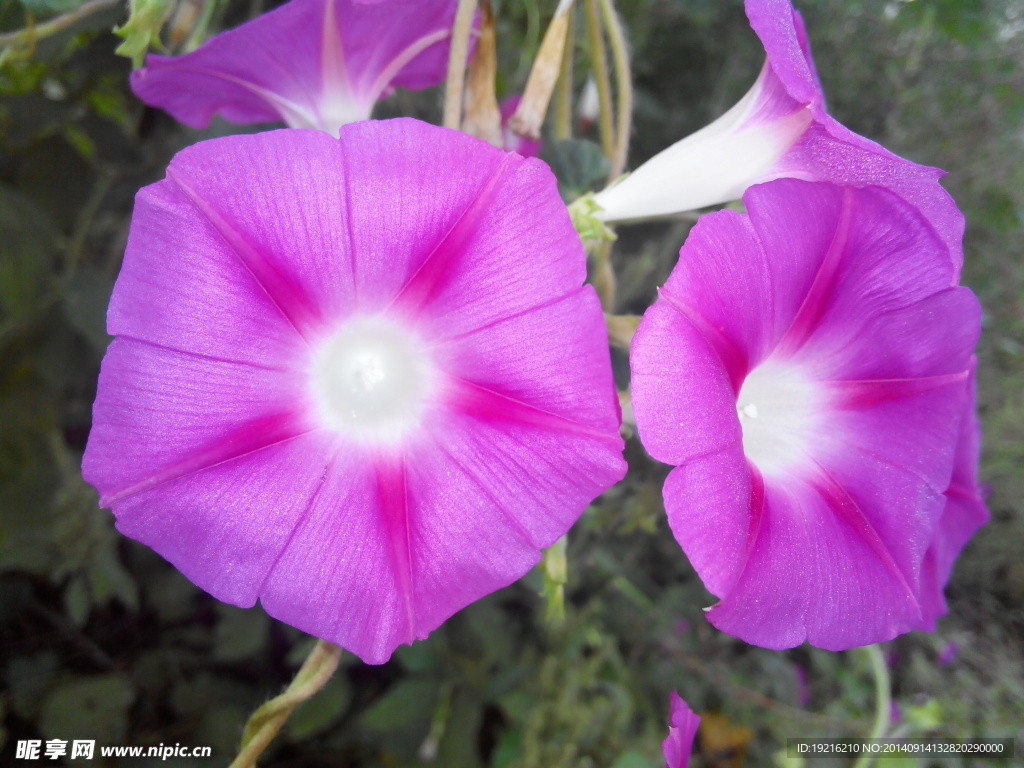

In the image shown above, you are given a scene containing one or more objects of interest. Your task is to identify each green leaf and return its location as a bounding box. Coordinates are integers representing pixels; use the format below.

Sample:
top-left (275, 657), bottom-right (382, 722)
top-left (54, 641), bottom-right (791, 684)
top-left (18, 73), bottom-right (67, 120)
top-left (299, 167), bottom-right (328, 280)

top-left (61, 265), bottom-right (114, 353)
top-left (6, 652), bottom-right (60, 720)
top-left (541, 138), bottom-right (611, 202)
top-left (39, 674), bottom-right (134, 743)
top-left (614, 750), bottom-right (660, 768)
top-left (287, 675), bottom-right (352, 740)
top-left (360, 677), bottom-right (440, 733)
top-left (0, 183), bottom-right (57, 322)
top-left (63, 574), bottom-right (90, 625)
top-left (214, 603), bottom-right (270, 662)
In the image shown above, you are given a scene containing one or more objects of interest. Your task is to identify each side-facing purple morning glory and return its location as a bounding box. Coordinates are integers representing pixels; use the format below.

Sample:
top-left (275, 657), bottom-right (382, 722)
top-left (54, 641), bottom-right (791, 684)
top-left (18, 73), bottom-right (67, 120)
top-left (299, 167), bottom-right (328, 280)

top-left (83, 119), bottom-right (626, 664)
top-left (663, 691), bottom-right (700, 768)
top-left (592, 0), bottom-right (963, 273)
top-left (630, 179), bottom-right (980, 650)
top-left (131, 0), bottom-right (461, 135)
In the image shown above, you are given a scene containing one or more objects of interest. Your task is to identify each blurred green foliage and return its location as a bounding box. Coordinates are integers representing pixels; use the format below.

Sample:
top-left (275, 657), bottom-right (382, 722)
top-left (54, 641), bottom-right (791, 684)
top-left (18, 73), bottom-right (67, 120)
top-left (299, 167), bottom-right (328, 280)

top-left (1, 0), bottom-right (1022, 766)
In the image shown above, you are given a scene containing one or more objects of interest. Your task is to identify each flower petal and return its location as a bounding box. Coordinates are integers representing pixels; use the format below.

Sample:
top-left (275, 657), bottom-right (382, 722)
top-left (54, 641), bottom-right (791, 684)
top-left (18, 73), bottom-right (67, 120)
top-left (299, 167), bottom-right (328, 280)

top-left (256, 448), bottom-right (411, 665)
top-left (108, 430), bottom-right (338, 608)
top-left (630, 301), bottom-right (741, 467)
top-left (110, 171), bottom-right (312, 369)
top-left (145, 129), bottom-right (362, 341)
top-left (388, 159), bottom-right (588, 338)
top-left (663, 691), bottom-right (700, 768)
top-left (82, 339), bottom-right (315, 506)
top-left (436, 288), bottom-right (620, 432)
top-left (332, 119), bottom-right (523, 313)
top-left (705, 467), bottom-right (925, 649)
top-left (662, 446), bottom-right (751, 598)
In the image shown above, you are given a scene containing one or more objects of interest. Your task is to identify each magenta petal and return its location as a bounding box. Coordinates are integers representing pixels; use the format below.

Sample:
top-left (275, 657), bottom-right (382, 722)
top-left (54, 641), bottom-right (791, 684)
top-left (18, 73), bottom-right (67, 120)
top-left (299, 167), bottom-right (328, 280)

top-left (112, 130), bottom-right (359, 354)
top-left (258, 450), bottom-right (411, 665)
top-left (334, 119), bottom-right (522, 313)
top-left (824, 378), bottom-right (969, 495)
top-left (402, 405), bottom-right (624, 631)
top-left (663, 691), bottom-right (700, 768)
top-left (111, 432), bottom-right (337, 607)
top-left (131, 0), bottom-right (459, 134)
top-left (662, 446), bottom-right (751, 598)
top-left (774, 121), bottom-right (964, 277)
top-left (436, 288), bottom-right (620, 432)
top-left (391, 157), bottom-right (589, 338)
top-left (630, 301), bottom-right (741, 466)
top-left (706, 469), bottom-right (924, 650)
top-left (657, 208), bottom-right (772, 375)
top-left (82, 338), bottom-right (313, 505)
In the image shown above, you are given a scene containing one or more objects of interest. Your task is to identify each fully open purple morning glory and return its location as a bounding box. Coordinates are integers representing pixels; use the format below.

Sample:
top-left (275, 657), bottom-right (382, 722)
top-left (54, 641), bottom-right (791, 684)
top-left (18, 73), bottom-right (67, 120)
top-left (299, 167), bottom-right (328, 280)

top-left (630, 179), bottom-right (980, 650)
top-left (593, 0), bottom-right (963, 274)
top-left (83, 119), bottom-right (626, 664)
top-left (131, 0), bottom-right (461, 135)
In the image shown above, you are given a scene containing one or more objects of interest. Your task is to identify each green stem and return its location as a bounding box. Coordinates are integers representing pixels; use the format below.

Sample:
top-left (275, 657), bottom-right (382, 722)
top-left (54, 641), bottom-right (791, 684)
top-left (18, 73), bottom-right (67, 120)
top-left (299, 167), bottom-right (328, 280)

top-left (0, 0), bottom-right (121, 49)
top-left (593, 239), bottom-right (615, 311)
top-left (851, 644), bottom-right (891, 768)
top-left (597, 0), bottom-right (632, 182)
top-left (553, 4), bottom-right (575, 140)
top-left (583, 0), bottom-right (614, 161)
top-left (228, 640), bottom-right (342, 768)
top-left (443, 0), bottom-right (479, 130)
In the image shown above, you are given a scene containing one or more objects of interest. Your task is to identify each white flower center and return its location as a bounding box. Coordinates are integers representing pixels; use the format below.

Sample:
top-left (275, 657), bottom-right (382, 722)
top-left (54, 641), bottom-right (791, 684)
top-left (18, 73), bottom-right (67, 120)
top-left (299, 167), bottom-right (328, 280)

top-left (310, 315), bottom-right (436, 444)
top-left (736, 360), bottom-right (821, 476)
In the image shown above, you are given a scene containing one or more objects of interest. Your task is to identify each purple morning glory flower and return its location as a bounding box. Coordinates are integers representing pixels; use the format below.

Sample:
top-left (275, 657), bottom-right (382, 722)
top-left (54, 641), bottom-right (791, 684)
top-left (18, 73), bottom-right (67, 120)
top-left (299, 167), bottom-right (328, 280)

top-left (917, 366), bottom-right (988, 632)
top-left (83, 119), bottom-right (626, 664)
top-left (663, 691), bottom-right (700, 768)
top-left (593, 0), bottom-right (963, 274)
top-left (130, 0), bottom-right (461, 135)
top-left (630, 179), bottom-right (980, 650)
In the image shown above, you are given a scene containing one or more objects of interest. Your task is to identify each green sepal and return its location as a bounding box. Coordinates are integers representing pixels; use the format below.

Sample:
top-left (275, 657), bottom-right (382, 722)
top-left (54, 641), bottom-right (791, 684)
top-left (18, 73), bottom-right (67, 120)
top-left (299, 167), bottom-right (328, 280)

top-left (113, 0), bottom-right (172, 68)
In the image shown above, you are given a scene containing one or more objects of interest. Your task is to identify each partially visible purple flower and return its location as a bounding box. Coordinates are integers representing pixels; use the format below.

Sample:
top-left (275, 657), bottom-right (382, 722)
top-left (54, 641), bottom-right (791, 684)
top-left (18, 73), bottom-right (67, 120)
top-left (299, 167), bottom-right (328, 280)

top-left (500, 95), bottom-right (542, 158)
top-left (916, 366), bottom-right (989, 632)
top-left (593, 0), bottom-right (963, 274)
top-left (83, 119), bottom-right (625, 664)
top-left (936, 640), bottom-right (959, 666)
top-left (630, 179), bottom-right (980, 650)
top-left (131, 0), bottom-right (462, 135)
top-left (663, 691), bottom-right (700, 768)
